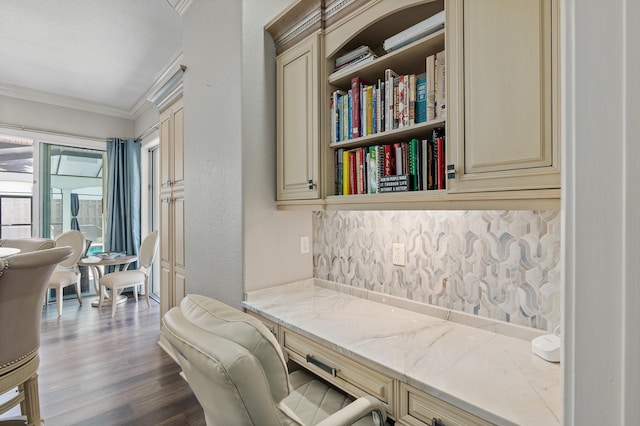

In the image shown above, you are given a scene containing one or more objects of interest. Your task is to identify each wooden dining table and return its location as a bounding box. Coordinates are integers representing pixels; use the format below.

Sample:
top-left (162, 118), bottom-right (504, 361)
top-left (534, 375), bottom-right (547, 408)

top-left (77, 254), bottom-right (138, 307)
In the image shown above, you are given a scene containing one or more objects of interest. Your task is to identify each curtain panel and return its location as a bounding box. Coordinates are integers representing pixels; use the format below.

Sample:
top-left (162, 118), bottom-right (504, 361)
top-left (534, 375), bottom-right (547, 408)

top-left (105, 138), bottom-right (141, 268)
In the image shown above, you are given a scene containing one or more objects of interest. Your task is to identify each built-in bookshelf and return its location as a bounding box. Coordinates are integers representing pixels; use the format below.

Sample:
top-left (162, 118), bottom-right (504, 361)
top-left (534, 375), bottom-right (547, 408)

top-left (326, 5), bottom-right (447, 199)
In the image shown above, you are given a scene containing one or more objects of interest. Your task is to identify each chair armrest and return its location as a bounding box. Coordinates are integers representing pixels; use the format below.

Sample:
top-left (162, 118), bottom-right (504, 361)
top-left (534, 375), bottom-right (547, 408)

top-left (314, 395), bottom-right (386, 426)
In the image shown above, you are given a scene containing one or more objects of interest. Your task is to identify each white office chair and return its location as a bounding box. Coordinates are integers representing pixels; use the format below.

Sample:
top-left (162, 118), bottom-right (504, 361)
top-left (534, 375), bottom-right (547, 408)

top-left (162, 294), bottom-right (387, 426)
top-left (46, 230), bottom-right (86, 316)
top-left (98, 230), bottom-right (159, 318)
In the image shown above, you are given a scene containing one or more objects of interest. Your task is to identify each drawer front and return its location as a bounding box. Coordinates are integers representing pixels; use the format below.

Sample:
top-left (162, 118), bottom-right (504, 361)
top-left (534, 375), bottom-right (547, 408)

top-left (398, 383), bottom-right (494, 426)
top-left (245, 310), bottom-right (279, 338)
top-left (283, 329), bottom-right (394, 417)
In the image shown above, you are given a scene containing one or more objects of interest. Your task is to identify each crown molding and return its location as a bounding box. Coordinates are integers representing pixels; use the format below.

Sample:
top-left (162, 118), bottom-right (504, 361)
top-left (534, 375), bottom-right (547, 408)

top-left (130, 52), bottom-right (185, 118)
top-left (0, 83), bottom-right (134, 119)
top-left (0, 50), bottom-right (186, 122)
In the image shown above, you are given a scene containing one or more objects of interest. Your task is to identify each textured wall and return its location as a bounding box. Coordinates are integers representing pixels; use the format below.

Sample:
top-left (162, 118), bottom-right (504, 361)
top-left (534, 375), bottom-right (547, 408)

top-left (313, 210), bottom-right (561, 332)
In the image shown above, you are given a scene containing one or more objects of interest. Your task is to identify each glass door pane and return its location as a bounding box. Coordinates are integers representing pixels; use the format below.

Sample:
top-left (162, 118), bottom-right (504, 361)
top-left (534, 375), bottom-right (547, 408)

top-left (0, 196), bottom-right (32, 238)
top-left (42, 144), bottom-right (105, 295)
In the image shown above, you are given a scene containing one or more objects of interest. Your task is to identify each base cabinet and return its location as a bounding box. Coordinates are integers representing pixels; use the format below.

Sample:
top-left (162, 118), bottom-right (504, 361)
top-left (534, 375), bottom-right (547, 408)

top-left (282, 328), bottom-right (395, 418)
top-left (397, 383), bottom-right (494, 426)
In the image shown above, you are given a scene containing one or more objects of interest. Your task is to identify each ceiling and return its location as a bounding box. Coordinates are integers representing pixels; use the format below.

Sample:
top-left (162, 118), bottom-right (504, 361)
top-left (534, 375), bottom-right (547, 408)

top-left (0, 0), bottom-right (183, 118)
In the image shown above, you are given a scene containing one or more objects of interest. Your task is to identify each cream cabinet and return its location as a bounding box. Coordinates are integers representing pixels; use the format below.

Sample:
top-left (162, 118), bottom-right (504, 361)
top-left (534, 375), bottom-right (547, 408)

top-left (397, 383), bottom-right (494, 426)
top-left (159, 96), bottom-right (186, 321)
top-left (446, 0), bottom-right (560, 193)
top-left (275, 32), bottom-right (322, 202)
top-left (268, 0), bottom-right (561, 211)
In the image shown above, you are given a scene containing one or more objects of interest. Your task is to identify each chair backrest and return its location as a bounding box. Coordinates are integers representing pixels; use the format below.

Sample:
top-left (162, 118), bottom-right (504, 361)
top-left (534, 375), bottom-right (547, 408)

top-left (54, 230), bottom-right (86, 269)
top-left (0, 246), bottom-right (73, 372)
top-left (162, 294), bottom-right (295, 426)
top-left (0, 238), bottom-right (55, 252)
top-left (139, 230), bottom-right (159, 269)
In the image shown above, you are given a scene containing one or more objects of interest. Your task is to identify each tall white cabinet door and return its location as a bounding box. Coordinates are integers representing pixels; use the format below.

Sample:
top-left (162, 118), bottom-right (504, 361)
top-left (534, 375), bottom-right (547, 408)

top-left (159, 96), bottom-right (186, 323)
top-left (447, 0), bottom-right (560, 193)
top-left (276, 33), bottom-right (320, 200)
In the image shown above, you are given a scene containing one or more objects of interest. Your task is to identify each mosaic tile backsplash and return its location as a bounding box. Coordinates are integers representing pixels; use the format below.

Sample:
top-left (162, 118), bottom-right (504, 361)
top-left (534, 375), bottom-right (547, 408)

top-left (313, 210), bottom-right (561, 332)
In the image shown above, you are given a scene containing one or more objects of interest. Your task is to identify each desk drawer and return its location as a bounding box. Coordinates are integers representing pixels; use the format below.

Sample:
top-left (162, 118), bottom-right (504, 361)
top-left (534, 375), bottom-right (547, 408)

top-left (282, 328), bottom-right (394, 417)
top-left (245, 310), bottom-right (279, 338)
top-left (397, 383), bottom-right (494, 426)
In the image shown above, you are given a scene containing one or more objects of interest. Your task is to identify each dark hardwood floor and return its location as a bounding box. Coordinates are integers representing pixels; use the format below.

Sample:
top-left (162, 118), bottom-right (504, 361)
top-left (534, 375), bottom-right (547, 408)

top-left (2, 294), bottom-right (206, 426)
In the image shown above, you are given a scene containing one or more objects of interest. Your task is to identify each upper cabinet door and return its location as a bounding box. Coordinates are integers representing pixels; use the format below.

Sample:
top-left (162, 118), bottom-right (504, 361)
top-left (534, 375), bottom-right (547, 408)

top-left (276, 33), bottom-right (321, 201)
top-left (447, 0), bottom-right (560, 193)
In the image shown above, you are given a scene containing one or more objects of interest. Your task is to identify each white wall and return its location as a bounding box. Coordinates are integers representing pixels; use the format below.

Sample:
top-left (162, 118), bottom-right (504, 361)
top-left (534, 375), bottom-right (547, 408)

top-left (242, 0), bottom-right (314, 292)
top-left (182, 0), bottom-right (244, 307)
top-left (182, 0), bottom-right (312, 308)
top-left (0, 95), bottom-right (134, 139)
top-left (563, 0), bottom-right (640, 423)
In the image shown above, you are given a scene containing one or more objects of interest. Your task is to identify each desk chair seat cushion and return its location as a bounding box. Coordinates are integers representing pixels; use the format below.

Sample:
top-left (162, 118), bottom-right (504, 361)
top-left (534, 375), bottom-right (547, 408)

top-left (99, 270), bottom-right (145, 288)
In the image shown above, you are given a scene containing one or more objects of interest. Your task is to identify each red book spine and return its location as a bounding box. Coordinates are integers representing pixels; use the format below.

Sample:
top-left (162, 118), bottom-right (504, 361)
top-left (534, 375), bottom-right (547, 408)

top-left (358, 148), bottom-right (366, 194)
top-left (383, 144), bottom-right (394, 176)
top-left (437, 136), bottom-right (445, 189)
top-left (349, 150), bottom-right (357, 194)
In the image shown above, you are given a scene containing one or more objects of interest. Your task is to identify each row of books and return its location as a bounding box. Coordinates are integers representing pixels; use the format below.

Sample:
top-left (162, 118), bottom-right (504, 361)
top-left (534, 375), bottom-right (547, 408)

top-left (334, 127), bottom-right (446, 195)
top-left (330, 50), bottom-right (445, 144)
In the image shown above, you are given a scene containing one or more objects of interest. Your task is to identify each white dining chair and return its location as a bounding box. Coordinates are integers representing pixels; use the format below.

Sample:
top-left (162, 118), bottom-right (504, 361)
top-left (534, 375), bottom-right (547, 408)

top-left (98, 231), bottom-right (159, 318)
top-left (46, 230), bottom-right (86, 316)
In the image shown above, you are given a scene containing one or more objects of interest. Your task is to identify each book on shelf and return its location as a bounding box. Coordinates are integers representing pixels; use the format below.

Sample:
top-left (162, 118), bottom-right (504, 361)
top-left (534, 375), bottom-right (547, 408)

top-left (409, 74), bottom-right (416, 126)
top-left (397, 75), bottom-right (406, 128)
top-left (415, 74), bottom-right (427, 123)
top-left (436, 129), bottom-right (445, 189)
top-left (331, 90), bottom-right (347, 143)
top-left (342, 150), bottom-right (350, 195)
top-left (426, 54), bottom-right (436, 121)
top-left (384, 69), bottom-right (398, 131)
top-left (379, 174), bottom-right (411, 192)
top-left (435, 50), bottom-right (446, 120)
top-left (349, 150), bottom-right (357, 194)
top-left (335, 45), bottom-right (375, 67)
top-left (335, 148), bottom-right (343, 195)
top-left (332, 54), bottom-right (377, 76)
top-left (351, 77), bottom-right (369, 139)
top-left (383, 10), bottom-right (445, 53)
top-left (369, 146), bottom-right (378, 194)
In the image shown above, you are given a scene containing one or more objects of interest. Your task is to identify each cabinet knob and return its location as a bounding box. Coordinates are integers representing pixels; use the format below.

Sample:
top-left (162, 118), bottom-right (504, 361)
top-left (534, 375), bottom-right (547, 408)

top-left (446, 164), bottom-right (456, 180)
top-left (308, 179), bottom-right (316, 190)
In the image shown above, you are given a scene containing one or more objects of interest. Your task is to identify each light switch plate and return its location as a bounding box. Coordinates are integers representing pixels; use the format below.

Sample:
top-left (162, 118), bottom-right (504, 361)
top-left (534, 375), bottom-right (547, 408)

top-left (300, 236), bottom-right (310, 254)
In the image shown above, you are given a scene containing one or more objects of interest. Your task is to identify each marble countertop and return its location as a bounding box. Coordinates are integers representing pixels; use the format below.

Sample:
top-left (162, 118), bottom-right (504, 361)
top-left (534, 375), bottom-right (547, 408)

top-left (243, 279), bottom-right (561, 426)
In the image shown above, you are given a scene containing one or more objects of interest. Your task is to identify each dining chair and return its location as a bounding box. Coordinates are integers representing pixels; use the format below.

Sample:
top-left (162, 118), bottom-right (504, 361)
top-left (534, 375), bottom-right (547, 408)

top-left (46, 230), bottom-right (86, 316)
top-left (98, 230), bottom-right (159, 318)
top-left (162, 294), bottom-right (386, 426)
top-left (0, 246), bottom-right (73, 426)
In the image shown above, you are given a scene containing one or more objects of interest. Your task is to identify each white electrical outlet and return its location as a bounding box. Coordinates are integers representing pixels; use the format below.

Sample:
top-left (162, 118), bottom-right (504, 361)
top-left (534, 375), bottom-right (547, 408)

top-left (300, 236), bottom-right (310, 254)
top-left (392, 243), bottom-right (405, 266)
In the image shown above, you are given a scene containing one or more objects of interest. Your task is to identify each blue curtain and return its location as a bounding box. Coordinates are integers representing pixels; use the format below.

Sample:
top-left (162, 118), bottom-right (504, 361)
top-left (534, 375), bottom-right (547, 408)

top-left (70, 192), bottom-right (80, 230)
top-left (105, 138), bottom-right (141, 268)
